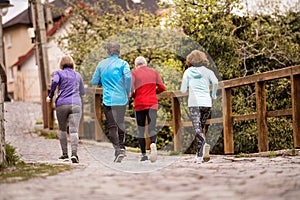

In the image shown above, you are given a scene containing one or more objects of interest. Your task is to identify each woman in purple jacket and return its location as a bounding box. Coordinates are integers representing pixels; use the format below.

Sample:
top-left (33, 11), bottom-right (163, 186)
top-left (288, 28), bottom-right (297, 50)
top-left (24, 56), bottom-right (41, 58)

top-left (47, 55), bottom-right (85, 163)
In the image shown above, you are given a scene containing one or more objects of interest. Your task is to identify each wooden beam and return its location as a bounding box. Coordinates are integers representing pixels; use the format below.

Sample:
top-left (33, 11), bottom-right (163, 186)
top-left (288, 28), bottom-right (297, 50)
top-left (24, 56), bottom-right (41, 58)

top-left (47, 98), bottom-right (54, 129)
top-left (222, 66), bottom-right (295, 89)
top-left (172, 97), bottom-right (182, 152)
top-left (291, 74), bottom-right (300, 148)
top-left (222, 88), bottom-right (234, 154)
top-left (94, 93), bottom-right (104, 141)
top-left (256, 81), bottom-right (268, 152)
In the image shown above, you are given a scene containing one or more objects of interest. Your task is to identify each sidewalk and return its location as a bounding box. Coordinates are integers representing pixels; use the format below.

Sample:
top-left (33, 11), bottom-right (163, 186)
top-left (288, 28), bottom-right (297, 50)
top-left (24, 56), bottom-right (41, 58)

top-left (1, 102), bottom-right (300, 200)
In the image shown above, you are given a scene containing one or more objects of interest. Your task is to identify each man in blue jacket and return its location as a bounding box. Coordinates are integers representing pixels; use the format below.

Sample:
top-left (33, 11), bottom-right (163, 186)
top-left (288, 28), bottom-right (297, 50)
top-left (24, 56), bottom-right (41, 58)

top-left (91, 41), bottom-right (132, 163)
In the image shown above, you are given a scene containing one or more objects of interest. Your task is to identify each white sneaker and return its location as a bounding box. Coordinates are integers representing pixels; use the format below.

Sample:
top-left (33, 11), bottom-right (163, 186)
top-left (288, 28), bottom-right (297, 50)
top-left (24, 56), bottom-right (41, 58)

top-left (194, 155), bottom-right (203, 164)
top-left (149, 143), bottom-right (157, 162)
top-left (203, 143), bottom-right (210, 162)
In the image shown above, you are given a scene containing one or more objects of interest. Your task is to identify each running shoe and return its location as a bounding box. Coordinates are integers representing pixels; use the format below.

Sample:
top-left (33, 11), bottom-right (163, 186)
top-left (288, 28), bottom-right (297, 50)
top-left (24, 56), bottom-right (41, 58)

top-left (149, 143), bottom-right (157, 163)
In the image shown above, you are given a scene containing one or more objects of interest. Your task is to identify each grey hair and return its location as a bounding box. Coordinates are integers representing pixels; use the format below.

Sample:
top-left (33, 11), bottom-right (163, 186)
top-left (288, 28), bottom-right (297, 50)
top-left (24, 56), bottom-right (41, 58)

top-left (135, 56), bottom-right (147, 67)
top-left (106, 41), bottom-right (120, 55)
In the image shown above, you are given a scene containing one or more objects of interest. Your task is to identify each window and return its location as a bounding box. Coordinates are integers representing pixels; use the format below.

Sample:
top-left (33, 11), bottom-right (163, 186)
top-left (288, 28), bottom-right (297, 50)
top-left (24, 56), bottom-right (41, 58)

top-left (6, 34), bottom-right (12, 48)
top-left (9, 67), bottom-right (14, 81)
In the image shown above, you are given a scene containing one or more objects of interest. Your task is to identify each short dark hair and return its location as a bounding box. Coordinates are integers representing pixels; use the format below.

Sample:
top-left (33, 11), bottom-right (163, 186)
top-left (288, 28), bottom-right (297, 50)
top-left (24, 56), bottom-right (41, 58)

top-left (106, 41), bottom-right (120, 55)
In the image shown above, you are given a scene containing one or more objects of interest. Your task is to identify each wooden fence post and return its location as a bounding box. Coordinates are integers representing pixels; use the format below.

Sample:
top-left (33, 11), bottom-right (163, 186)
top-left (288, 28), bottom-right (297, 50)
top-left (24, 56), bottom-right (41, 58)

top-left (47, 88), bottom-right (54, 129)
top-left (291, 74), bottom-right (300, 148)
top-left (47, 101), bottom-right (54, 129)
top-left (255, 81), bottom-right (268, 152)
top-left (172, 96), bottom-right (182, 152)
top-left (222, 88), bottom-right (234, 154)
top-left (94, 92), bottom-right (105, 141)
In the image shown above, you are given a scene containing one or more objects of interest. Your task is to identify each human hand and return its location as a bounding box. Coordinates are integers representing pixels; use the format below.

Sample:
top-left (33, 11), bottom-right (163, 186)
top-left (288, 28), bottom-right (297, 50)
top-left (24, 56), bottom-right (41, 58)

top-left (46, 96), bottom-right (51, 103)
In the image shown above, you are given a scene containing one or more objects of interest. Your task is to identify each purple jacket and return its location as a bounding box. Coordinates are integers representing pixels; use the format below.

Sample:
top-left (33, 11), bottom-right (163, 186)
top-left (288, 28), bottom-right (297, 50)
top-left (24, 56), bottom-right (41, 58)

top-left (49, 68), bottom-right (85, 107)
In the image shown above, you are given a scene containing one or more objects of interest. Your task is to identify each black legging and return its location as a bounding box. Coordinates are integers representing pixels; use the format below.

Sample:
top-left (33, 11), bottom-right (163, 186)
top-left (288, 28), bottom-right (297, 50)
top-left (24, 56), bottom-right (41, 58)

top-left (189, 106), bottom-right (211, 157)
top-left (135, 109), bottom-right (157, 154)
top-left (103, 105), bottom-right (126, 150)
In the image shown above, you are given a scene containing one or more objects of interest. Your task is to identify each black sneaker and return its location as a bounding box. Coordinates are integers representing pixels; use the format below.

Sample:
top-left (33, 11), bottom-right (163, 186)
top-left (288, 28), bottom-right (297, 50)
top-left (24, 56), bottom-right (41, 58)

top-left (71, 155), bottom-right (79, 163)
top-left (140, 155), bottom-right (148, 161)
top-left (59, 154), bottom-right (69, 161)
top-left (114, 150), bottom-right (125, 163)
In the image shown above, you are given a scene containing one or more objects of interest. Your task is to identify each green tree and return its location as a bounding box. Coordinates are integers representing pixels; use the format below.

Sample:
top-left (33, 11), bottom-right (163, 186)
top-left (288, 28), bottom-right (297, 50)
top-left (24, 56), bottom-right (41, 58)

top-left (165, 0), bottom-right (300, 153)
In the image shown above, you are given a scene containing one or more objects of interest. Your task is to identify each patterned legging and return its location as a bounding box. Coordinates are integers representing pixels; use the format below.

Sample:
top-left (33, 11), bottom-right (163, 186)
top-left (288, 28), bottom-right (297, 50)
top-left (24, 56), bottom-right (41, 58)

top-left (189, 106), bottom-right (211, 157)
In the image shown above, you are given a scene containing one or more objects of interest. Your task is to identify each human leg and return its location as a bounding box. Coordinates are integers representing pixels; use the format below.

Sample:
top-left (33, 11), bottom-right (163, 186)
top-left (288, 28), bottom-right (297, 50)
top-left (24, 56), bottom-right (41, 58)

top-left (56, 105), bottom-right (70, 158)
top-left (200, 107), bottom-right (211, 162)
top-left (68, 104), bottom-right (82, 163)
top-left (189, 107), bottom-right (205, 161)
top-left (148, 109), bottom-right (158, 143)
top-left (113, 105), bottom-right (127, 150)
top-left (104, 105), bottom-right (125, 162)
top-left (148, 109), bottom-right (158, 162)
top-left (135, 110), bottom-right (147, 156)
top-left (104, 105), bottom-right (119, 150)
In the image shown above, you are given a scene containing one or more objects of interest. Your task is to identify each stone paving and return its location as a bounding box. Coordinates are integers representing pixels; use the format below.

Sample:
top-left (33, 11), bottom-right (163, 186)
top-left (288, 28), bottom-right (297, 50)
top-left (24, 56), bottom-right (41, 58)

top-left (1, 102), bottom-right (300, 200)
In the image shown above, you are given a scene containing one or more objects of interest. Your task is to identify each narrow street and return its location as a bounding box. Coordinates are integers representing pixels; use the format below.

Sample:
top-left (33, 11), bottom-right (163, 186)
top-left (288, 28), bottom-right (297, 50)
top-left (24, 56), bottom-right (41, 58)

top-left (1, 102), bottom-right (300, 200)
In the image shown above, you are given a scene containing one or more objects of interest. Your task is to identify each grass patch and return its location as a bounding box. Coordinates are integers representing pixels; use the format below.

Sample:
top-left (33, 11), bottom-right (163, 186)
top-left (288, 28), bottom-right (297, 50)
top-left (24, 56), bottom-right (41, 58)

top-left (35, 120), bottom-right (43, 125)
top-left (0, 162), bottom-right (71, 184)
top-left (235, 152), bottom-right (246, 158)
top-left (33, 129), bottom-right (58, 140)
top-left (269, 151), bottom-right (276, 157)
top-left (0, 143), bottom-right (70, 184)
top-left (169, 151), bottom-right (181, 156)
top-left (44, 132), bottom-right (59, 139)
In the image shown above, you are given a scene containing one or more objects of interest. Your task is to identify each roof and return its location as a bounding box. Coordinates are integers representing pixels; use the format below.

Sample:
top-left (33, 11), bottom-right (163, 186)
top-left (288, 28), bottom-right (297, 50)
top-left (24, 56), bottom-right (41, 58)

top-left (12, 16), bottom-right (67, 67)
top-left (10, 0), bottom-right (160, 67)
top-left (4, 0), bottom-right (159, 29)
top-left (3, 0), bottom-right (67, 29)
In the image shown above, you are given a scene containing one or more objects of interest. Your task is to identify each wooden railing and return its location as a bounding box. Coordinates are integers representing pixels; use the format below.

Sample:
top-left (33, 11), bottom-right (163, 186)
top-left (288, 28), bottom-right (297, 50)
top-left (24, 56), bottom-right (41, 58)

top-left (48, 65), bottom-right (300, 154)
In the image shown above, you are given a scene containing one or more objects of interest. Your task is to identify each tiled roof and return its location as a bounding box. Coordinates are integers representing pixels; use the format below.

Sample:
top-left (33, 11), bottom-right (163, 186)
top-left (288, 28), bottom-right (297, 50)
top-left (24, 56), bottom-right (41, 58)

top-left (4, 0), bottom-right (159, 29)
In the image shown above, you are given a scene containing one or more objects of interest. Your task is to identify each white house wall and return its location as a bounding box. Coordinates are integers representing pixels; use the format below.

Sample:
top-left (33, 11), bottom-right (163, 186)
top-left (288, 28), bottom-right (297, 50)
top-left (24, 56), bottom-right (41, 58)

top-left (17, 54), bottom-right (41, 102)
top-left (17, 19), bottom-right (71, 102)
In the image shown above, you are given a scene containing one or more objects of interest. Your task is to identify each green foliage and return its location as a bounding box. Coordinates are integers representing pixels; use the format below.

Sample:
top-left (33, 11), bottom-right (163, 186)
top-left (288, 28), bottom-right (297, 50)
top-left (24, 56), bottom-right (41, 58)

top-left (233, 120), bottom-right (258, 154)
top-left (3, 143), bottom-right (20, 168)
top-left (166, 0), bottom-right (300, 154)
top-left (268, 117), bottom-right (293, 151)
top-left (0, 162), bottom-right (71, 184)
top-left (55, 0), bottom-right (300, 154)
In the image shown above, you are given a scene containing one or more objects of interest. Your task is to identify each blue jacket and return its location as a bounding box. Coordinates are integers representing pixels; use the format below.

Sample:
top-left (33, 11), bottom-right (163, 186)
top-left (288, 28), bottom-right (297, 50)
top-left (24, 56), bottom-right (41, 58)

top-left (91, 54), bottom-right (132, 106)
top-left (49, 68), bottom-right (85, 107)
top-left (180, 66), bottom-right (218, 107)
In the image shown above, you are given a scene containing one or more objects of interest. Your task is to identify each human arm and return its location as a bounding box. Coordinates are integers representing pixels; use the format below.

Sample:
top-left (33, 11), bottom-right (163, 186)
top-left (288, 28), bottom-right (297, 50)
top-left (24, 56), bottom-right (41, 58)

top-left (79, 74), bottom-right (86, 96)
top-left (180, 71), bottom-right (189, 94)
top-left (131, 71), bottom-right (136, 98)
top-left (123, 62), bottom-right (132, 96)
top-left (91, 65), bottom-right (102, 86)
top-left (156, 72), bottom-right (166, 94)
top-left (48, 71), bottom-right (60, 100)
top-left (210, 71), bottom-right (218, 100)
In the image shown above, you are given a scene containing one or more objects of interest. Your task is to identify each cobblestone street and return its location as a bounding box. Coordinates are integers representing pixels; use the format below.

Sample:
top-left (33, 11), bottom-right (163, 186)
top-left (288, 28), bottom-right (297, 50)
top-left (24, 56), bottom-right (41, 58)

top-left (1, 102), bottom-right (300, 200)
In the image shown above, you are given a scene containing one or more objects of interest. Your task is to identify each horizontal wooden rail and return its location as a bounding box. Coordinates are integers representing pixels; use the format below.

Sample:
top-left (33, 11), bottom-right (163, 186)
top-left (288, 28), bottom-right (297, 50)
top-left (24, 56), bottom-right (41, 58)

top-left (48, 65), bottom-right (300, 154)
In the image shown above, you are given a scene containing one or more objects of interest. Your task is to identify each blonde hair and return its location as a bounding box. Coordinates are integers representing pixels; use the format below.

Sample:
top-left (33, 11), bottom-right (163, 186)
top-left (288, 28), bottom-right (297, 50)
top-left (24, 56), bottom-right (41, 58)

top-left (186, 50), bottom-right (209, 67)
top-left (59, 55), bottom-right (75, 69)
